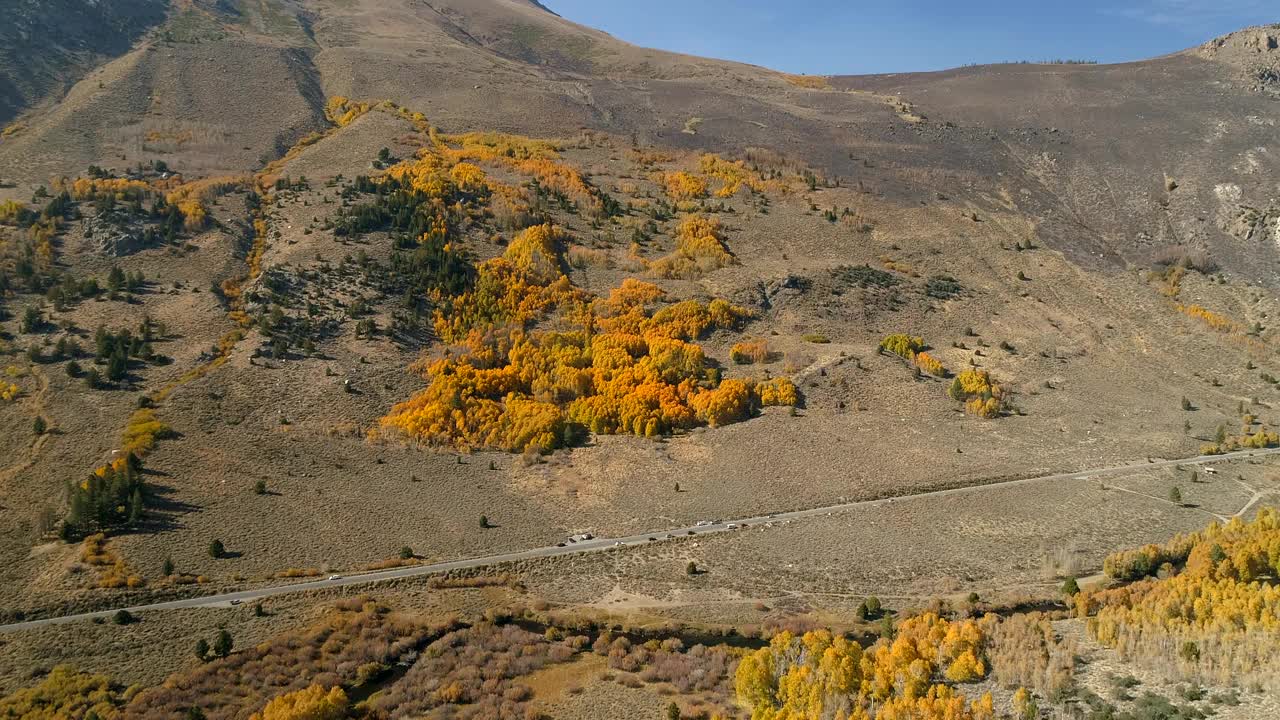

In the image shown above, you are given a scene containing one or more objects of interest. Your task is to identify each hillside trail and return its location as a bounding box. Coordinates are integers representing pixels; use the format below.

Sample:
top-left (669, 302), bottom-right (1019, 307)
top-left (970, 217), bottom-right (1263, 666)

top-left (1103, 470), bottom-right (1278, 523)
top-left (1230, 475), bottom-right (1269, 518)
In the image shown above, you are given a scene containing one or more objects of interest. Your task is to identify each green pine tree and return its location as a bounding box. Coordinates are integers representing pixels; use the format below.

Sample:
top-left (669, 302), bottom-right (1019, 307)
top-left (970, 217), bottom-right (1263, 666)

top-left (213, 629), bottom-right (233, 658)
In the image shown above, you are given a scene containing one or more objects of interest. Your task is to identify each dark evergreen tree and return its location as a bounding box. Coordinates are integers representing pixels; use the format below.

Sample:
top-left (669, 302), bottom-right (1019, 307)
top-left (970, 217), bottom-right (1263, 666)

top-left (213, 629), bottom-right (233, 658)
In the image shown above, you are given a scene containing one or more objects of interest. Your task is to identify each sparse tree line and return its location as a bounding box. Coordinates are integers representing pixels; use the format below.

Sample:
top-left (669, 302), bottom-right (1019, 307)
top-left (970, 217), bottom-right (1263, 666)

top-left (878, 334), bottom-right (1010, 418)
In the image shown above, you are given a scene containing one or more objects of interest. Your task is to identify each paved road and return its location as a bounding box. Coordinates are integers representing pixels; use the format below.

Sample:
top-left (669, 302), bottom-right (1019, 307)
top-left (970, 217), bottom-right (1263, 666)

top-left (3, 447), bottom-right (1277, 633)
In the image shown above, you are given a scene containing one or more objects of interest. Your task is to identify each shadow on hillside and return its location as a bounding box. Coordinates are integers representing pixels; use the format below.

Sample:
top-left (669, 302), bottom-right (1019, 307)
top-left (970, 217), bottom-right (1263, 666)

top-left (139, 481), bottom-right (201, 534)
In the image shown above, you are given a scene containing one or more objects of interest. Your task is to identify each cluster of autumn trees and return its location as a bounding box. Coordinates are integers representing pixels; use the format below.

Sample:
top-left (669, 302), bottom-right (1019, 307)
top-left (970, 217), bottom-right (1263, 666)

top-left (428, 223), bottom-right (583, 345)
top-left (163, 175), bottom-right (246, 231)
top-left (662, 171), bottom-right (708, 201)
top-left (59, 404), bottom-right (173, 539)
top-left (656, 154), bottom-right (789, 202)
top-left (0, 199), bottom-right (33, 224)
top-left (0, 665), bottom-right (131, 720)
top-left (648, 215), bottom-right (735, 279)
top-left (62, 172), bottom-right (236, 234)
top-left (735, 608), bottom-right (1081, 720)
top-left (120, 407), bottom-right (176, 457)
top-left (429, 128), bottom-right (616, 217)
top-left (735, 615), bottom-right (998, 720)
top-left (1076, 510), bottom-right (1280, 688)
top-left (1170, 301), bottom-right (1269, 353)
top-left (878, 334), bottom-right (946, 377)
top-left (304, 120), bottom-right (801, 453)
top-left (785, 74), bottom-right (832, 90)
top-left (324, 96), bottom-right (374, 128)
top-left (699, 154), bottom-right (778, 197)
top-left (383, 263), bottom-right (797, 452)
top-left (947, 369), bottom-right (1006, 419)
top-left (0, 192), bottom-right (69, 297)
top-left (877, 335), bottom-right (1006, 417)
top-left (251, 685), bottom-right (348, 720)
top-left (913, 352), bottom-right (945, 377)
top-left (879, 334), bottom-right (925, 361)
top-left (1200, 426), bottom-right (1279, 455)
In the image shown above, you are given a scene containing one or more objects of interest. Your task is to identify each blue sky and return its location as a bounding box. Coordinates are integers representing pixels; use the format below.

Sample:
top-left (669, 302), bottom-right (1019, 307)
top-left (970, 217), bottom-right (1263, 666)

top-left (541, 1), bottom-right (1277, 74)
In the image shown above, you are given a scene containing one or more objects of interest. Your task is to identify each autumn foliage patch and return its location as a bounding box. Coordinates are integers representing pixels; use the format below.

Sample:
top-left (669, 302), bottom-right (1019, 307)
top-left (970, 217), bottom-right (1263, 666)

top-left (1080, 509), bottom-right (1280, 688)
top-left (948, 369), bottom-right (1006, 418)
top-left (383, 274), bottom-right (793, 451)
top-left (736, 614), bottom-right (997, 720)
top-left (649, 215), bottom-right (735, 279)
top-left (302, 102), bottom-right (800, 453)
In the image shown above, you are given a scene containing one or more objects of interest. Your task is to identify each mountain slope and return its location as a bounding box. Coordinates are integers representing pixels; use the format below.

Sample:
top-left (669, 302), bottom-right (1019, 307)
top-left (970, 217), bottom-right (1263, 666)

top-left (0, 0), bottom-right (169, 125)
top-left (836, 33), bottom-right (1280, 281)
top-left (2, 3), bottom-right (1276, 285)
top-left (0, 4), bottom-right (1279, 709)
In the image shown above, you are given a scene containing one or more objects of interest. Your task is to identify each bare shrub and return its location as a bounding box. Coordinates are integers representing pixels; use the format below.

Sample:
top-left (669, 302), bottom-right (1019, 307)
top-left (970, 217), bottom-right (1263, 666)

top-left (987, 612), bottom-right (1076, 698)
top-left (371, 622), bottom-right (583, 719)
top-left (123, 599), bottom-right (453, 719)
top-left (1152, 246), bottom-right (1217, 274)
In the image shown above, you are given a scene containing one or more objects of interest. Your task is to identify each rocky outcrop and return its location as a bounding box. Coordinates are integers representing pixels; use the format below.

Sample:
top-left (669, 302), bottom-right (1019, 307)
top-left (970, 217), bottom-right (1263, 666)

top-left (1196, 25), bottom-right (1280, 95)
